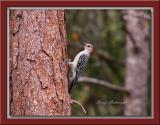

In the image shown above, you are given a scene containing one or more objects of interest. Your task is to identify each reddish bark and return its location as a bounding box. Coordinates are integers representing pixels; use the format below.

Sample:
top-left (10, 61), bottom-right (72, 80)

top-left (9, 10), bottom-right (71, 116)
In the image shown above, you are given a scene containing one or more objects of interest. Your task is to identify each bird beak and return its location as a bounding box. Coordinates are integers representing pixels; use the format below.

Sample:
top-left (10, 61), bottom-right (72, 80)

top-left (80, 41), bottom-right (86, 46)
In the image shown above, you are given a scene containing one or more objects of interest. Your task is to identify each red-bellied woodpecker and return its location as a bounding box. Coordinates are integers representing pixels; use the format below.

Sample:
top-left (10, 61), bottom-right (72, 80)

top-left (67, 41), bottom-right (93, 93)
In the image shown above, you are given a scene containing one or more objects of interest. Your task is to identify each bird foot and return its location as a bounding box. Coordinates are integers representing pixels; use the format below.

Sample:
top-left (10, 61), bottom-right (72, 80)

top-left (62, 58), bottom-right (71, 66)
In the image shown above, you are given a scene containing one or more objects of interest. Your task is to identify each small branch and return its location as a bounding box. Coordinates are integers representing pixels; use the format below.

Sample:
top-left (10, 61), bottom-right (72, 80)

top-left (78, 76), bottom-right (128, 93)
top-left (97, 50), bottom-right (125, 65)
top-left (71, 99), bottom-right (86, 114)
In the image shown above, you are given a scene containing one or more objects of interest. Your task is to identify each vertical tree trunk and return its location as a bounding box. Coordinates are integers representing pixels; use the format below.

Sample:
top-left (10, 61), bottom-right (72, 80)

top-left (9, 9), bottom-right (71, 116)
top-left (124, 10), bottom-right (150, 116)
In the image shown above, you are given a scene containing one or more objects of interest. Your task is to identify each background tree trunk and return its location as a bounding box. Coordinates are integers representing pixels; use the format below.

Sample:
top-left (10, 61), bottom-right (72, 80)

top-left (124, 10), bottom-right (150, 116)
top-left (9, 9), bottom-right (71, 116)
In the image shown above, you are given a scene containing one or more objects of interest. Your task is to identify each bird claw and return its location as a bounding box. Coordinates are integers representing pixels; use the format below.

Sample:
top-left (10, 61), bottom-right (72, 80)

top-left (62, 58), bottom-right (71, 66)
top-left (64, 58), bottom-right (71, 63)
top-left (66, 58), bottom-right (71, 63)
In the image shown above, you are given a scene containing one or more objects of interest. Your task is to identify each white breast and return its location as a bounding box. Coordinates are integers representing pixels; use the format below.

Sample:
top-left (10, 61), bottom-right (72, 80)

top-left (72, 50), bottom-right (88, 71)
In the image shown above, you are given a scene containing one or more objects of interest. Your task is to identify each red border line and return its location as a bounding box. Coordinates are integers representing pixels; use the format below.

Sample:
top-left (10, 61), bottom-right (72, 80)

top-left (1, 1), bottom-right (158, 7)
top-left (1, 1), bottom-right (159, 125)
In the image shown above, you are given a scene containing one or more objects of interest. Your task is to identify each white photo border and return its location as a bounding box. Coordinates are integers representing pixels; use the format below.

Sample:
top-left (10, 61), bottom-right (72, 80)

top-left (7, 7), bottom-right (154, 119)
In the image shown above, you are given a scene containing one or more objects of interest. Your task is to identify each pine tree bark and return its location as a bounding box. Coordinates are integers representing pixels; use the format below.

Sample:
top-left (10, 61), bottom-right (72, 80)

top-left (124, 10), bottom-right (150, 116)
top-left (9, 10), bottom-right (71, 116)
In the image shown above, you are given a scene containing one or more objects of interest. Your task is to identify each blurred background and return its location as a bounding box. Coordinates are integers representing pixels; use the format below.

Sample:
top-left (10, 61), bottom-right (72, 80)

top-left (65, 9), bottom-right (151, 116)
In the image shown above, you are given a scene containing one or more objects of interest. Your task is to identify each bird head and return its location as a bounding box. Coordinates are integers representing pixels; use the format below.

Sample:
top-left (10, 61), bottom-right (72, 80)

top-left (80, 41), bottom-right (93, 53)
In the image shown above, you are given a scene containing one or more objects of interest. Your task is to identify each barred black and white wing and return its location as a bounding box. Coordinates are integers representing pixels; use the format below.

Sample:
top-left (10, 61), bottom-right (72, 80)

top-left (68, 54), bottom-right (89, 93)
top-left (76, 54), bottom-right (89, 79)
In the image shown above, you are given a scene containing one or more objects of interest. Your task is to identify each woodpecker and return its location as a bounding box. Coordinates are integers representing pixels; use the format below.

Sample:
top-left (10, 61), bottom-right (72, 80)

top-left (68, 41), bottom-right (93, 93)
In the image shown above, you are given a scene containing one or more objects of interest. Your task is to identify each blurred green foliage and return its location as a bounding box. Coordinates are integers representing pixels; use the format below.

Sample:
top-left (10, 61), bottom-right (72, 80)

top-left (66, 10), bottom-right (126, 116)
top-left (65, 10), bottom-right (150, 116)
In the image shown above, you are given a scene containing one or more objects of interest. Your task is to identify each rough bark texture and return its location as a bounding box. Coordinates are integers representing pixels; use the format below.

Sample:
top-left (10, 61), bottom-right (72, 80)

top-left (9, 10), bottom-right (71, 116)
top-left (124, 10), bottom-right (150, 116)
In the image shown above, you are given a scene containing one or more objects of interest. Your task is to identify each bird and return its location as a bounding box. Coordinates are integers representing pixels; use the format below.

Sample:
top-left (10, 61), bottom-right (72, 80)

top-left (67, 41), bottom-right (93, 93)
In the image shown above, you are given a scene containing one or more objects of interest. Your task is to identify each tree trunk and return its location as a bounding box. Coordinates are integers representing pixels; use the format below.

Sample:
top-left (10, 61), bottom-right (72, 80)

top-left (9, 9), bottom-right (71, 116)
top-left (124, 10), bottom-right (150, 116)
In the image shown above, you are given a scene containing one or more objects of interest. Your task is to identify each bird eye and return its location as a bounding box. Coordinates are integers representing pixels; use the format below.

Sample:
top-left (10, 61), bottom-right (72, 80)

top-left (88, 45), bottom-right (90, 47)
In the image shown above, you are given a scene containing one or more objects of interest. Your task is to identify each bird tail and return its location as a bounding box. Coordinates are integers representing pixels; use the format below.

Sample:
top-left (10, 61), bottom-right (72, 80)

top-left (68, 78), bottom-right (77, 93)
